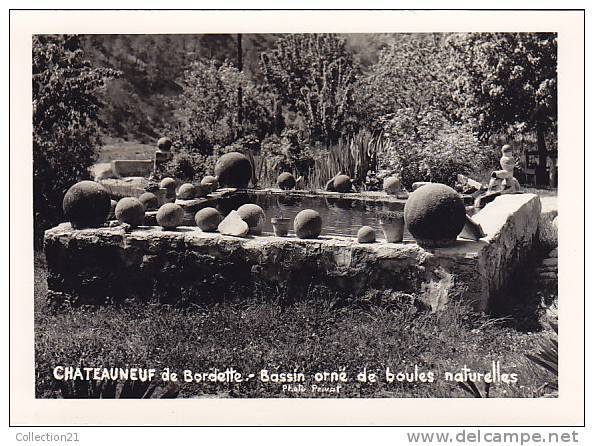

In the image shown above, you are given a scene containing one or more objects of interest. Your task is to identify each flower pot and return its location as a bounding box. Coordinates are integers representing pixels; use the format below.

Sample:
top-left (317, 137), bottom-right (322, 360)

top-left (271, 217), bottom-right (291, 237)
top-left (380, 215), bottom-right (405, 243)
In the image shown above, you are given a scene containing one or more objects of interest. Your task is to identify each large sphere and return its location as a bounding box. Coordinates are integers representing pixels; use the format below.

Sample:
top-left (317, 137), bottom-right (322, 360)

top-left (201, 175), bottom-right (219, 193)
top-left (195, 207), bottom-right (222, 232)
top-left (357, 226), bottom-right (376, 243)
top-left (237, 203), bottom-right (266, 235)
top-left (294, 209), bottom-right (322, 239)
top-left (214, 152), bottom-right (252, 188)
top-left (157, 137), bottom-right (172, 151)
top-left (160, 177), bottom-right (177, 195)
top-left (156, 203), bottom-right (184, 229)
top-left (115, 197), bottom-right (145, 227)
top-left (333, 175), bottom-right (352, 193)
top-left (62, 180), bottom-right (111, 228)
top-left (277, 172), bottom-right (296, 190)
top-left (177, 183), bottom-right (196, 200)
top-left (404, 183), bottom-right (466, 248)
top-left (139, 192), bottom-right (159, 210)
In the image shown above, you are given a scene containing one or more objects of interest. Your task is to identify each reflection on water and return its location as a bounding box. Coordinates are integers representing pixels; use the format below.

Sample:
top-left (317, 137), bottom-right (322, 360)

top-left (219, 193), bottom-right (413, 241)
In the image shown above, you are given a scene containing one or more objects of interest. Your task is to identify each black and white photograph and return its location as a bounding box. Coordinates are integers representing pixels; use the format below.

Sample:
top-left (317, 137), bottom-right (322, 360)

top-left (8, 8), bottom-right (586, 428)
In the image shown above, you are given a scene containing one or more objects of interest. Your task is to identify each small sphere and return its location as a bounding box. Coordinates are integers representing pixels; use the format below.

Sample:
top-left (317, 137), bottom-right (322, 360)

top-left (160, 177), bottom-right (177, 196)
top-left (156, 203), bottom-right (184, 229)
top-left (62, 180), bottom-right (111, 228)
top-left (139, 192), bottom-right (159, 211)
top-left (404, 183), bottom-right (466, 248)
top-left (115, 197), bottom-right (145, 227)
top-left (237, 203), bottom-right (266, 235)
top-left (383, 176), bottom-right (401, 195)
top-left (177, 183), bottom-right (197, 200)
top-left (277, 172), bottom-right (296, 190)
top-left (294, 209), bottom-right (322, 239)
top-left (195, 207), bottom-right (222, 232)
top-left (157, 137), bottom-right (172, 151)
top-left (357, 226), bottom-right (376, 243)
top-left (214, 152), bottom-right (252, 188)
top-left (201, 175), bottom-right (219, 193)
top-left (333, 174), bottom-right (352, 193)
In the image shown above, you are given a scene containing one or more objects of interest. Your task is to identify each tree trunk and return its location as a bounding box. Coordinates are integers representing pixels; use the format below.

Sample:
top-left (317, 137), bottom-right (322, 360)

top-left (536, 121), bottom-right (548, 186)
top-left (237, 34), bottom-right (243, 135)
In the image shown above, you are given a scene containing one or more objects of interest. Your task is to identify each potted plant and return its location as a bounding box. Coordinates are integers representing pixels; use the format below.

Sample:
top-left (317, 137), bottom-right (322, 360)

top-left (378, 210), bottom-right (405, 243)
top-left (271, 213), bottom-right (291, 237)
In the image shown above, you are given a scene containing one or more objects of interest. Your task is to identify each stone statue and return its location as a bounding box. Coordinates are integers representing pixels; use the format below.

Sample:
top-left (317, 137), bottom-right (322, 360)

top-left (151, 137), bottom-right (173, 180)
top-left (487, 145), bottom-right (521, 194)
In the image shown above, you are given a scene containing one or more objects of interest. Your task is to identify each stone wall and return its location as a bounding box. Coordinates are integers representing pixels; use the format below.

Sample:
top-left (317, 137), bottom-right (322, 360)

top-left (43, 193), bottom-right (541, 311)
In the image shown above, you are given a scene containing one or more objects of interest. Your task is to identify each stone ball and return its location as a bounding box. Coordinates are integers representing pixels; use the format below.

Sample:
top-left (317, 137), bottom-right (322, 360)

top-left (404, 183), bottom-right (466, 248)
top-left (195, 207), bottom-right (223, 232)
top-left (160, 177), bottom-right (177, 196)
top-left (157, 137), bottom-right (172, 151)
top-left (294, 209), bottom-right (323, 239)
top-left (357, 226), bottom-right (376, 243)
top-left (214, 152), bottom-right (252, 188)
top-left (115, 197), bottom-right (145, 228)
top-left (200, 175), bottom-right (219, 193)
top-left (156, 203), bottom-right (184, 229)
top-left (109, 199), bottom-right (117, 219)
top-left (333, 174), bottom-right (352, 193)
top-left (237, 203), bottom-right (266, 235)
top-left (383, 176), bottom-right (401, 195)
top-left (62, 180), bottom-right (111, 229)
top-left (177, 183), bottom-right (196, 200)
top-left (139, 192), bottom-right (159, 211)
top-left (277, 172), bottom-right (296, 190)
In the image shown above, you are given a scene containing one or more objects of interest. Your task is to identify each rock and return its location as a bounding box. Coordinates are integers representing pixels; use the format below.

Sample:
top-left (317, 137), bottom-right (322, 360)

top-left (294, 209), bottom-right (322, 239)
top-left (214, 152), bottom-right (252, 188)
top-left (549, 248), bottom-right (558, 258)
top-left (62, 180), bottom-right (111, 229)
top-left (404, 183), bottom-right (466, 248)
top-left (109, 199), bottom-right (117, 219)
top-left (160, 177), bottom-right (177, 197)
top-left (459, 215), bottom-right (486, 241)
top-left (156, 203), bottom-right (184, 229)
top-left (157, 137), bottom-right (172, 151)
top-left (195, 207), bottom-right (222, 232)
top-left (177, 183), bottom-right (196, 200)
top-left (237, 203), bottom-right (266, 235)
top-left (383, 176), bottom-right (401, 195)
top-left (218, 210), bottom-right (249, 237)
top-left (357, 226), bottom-right (376, 243)
top-left (277, 172), bottom-right (296, 190)
top-left (333, 175), bottom-right (352, 193)
top-left (542, 258), bottom-right (558, 267)
top-left (115, 197), bottom-right (145, 228)
top-left (200, 176), bottom-right (219, 193)
top-left (139, 192), bottom-right (159, 211)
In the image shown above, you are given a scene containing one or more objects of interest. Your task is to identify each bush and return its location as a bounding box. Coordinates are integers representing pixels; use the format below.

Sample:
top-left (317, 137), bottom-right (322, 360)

top-left (33, 35), bottom-right (118, 244)
top-left (380, 107), bottom-right (492, 189)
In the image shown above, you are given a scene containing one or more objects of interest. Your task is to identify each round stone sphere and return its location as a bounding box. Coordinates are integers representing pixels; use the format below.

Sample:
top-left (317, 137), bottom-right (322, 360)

top-left (157, 137), bottom-right (172, 151)
top-left (139, 192), bottom-right (159, 210)
top-left (404, 183), bottom-right (466, 248)
top-left (62, 180), bottom-right (111, 228)
top-left (177, 183), bottom-right (196, 200)
top-left (294, 209), bottom-right (323, 239)
top-left (160, 177), bottom-right (177, 195)
top-left (195, 207), bottom-right (223, 232)
top-left (214, 152), bottom-right (252, 188)
top-left (277, 172), bottom-right (296, 190)
top-left (357, 226), bottom-right (376, 243)
top-left (237, 203), bottom-right (266, 235)
top-left (115, 197), bottom-right (145, 227)
top-left (383, 176), bottom-right (401, 195)
top-left (333, 174), bottom-right (352, 193)
top-left (109, 199), bottom-right (117, 219)
top-left (201, 175), bottom-right (219, 193)
top-left (156, 203), bottom-right (184, 229)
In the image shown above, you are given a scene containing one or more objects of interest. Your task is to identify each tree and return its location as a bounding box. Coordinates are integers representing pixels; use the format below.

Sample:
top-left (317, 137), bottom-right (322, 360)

top-left (33, 34), bottom-right (118, 243)
top-left (260, 34), bottom-right (358, 145)
top-left (447, 33), bottom-right (557, 184)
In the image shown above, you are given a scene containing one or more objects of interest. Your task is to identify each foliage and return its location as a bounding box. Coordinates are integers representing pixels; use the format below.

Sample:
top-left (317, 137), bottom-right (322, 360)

top-left (260, 34), bottom-right (358, 144)
top-left (525, 323), bottom-right (558, 396)
top-left (33, 35), bottom-right (118, 243)
top-left (380, 107), bottom-right (491, 189)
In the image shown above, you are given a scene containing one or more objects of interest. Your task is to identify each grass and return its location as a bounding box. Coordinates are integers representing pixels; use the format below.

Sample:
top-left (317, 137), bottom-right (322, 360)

top-left (34, 249), bottom-right (559, 399)
top-left (96, 138), bottom-right (155, 163)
